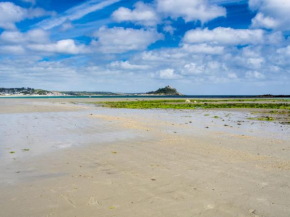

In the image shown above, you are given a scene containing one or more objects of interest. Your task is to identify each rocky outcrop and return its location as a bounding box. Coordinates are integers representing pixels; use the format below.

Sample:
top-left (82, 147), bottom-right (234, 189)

top-left (146, 86), bottom-right (183, 96)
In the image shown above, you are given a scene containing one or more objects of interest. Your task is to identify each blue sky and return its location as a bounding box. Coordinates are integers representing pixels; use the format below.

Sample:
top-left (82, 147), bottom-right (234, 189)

top-left (0, 0), bottom-right (289, 94)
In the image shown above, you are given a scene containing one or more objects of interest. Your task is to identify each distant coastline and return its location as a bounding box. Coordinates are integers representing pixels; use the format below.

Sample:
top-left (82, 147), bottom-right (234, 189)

top-left (1, 87), bottom-right (289, 98)
top-left (0, 94), bottom-right (290, 99)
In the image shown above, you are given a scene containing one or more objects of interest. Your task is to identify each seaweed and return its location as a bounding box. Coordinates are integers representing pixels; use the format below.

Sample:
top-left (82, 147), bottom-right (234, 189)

top-left (94, 100), bottom-right (290, 110)
top-left (248, 116), bottom-right (275, 121)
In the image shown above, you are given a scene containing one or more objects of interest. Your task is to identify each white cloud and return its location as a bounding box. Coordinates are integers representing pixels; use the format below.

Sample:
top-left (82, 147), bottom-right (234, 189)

top-left (0, 45), bottom-right (25, 54)
top-left (163, 25), bottom-right (176, 35)
top-left (0, 29), bottom-right (49, 44)
top-left (0, 31), bottom-right (26, 43)
top-left (0, 2), bottom-right (53, 30)
top-left (131, 39), bottom-right (289, 84)
top-left (249, 0), bottom-right (290, 30)
top-left (266, 31), bottom-right (284, 45)
top-left (61, 21), bottom-right (74, 31)
top-left (0, 2), bottom-right (27, 29)
top-left (251, 13), bottom-right (278, 29)
top-left (247, 58), bottom-right (264, 69)
top-left (181, 43), bottom-right (224, 54)
top-left (27, 7), bottom-right (55, 19)
top-left (156, 0), bottom-right (226, 23)
top-left (27, 39), bottom-right (87, 54)
top-left (36, 0), bottom-right (120, 30)
top-left (109, 61), bottom-right (149, 70)
top-left (227, 72), bottom-right (238, 79)
top-left (246, 71), bottom-right (265, 79)
top-left (0, 29), bottom-right (89, 55)
top-left (92, 26), bottom-right (163, 53)
top-left (183, 63), bottom-right (204, 75)
top-left (183, 27), bottom-right (265, 45)
top-left (277, 46), bottom-right (290, 57)
top-left (156, 68), bottom-right (182, 79)
top-left (112, 2), bottom-right (159, 26)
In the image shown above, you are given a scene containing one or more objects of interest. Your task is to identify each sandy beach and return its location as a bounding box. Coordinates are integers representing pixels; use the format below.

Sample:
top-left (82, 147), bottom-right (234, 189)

top-left (1, 98), bottom-right (290, 217)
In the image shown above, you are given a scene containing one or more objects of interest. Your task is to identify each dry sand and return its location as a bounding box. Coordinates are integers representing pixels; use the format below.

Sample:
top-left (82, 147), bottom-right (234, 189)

top-left (0, 98), bottom-right (290, 217)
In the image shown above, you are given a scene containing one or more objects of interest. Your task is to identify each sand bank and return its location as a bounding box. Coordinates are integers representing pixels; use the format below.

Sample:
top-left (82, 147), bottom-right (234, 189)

top-left (0, 98), bottom-right (290, 217)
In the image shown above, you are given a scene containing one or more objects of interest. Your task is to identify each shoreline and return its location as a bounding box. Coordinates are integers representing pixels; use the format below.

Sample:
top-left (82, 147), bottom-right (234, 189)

top-left (2, 95), bottom-right (290, 99)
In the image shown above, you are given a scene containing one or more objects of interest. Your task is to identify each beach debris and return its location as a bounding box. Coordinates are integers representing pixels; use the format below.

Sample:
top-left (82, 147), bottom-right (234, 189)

top-left (249, 209), bottom-right (257, 214)
top-left (111, 151), bottom-right (117, 154)
top-left (151, 178), bottom-right (156, 181)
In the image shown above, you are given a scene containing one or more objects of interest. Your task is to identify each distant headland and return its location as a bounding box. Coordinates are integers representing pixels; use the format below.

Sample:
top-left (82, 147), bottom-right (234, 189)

top-left (0, 86), bottom-right (183, 97)
top-left (0, 87), bottom-right (118, 97)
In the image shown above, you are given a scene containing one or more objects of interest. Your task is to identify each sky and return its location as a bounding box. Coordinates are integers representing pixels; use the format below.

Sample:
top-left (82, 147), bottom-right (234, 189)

top-left (0, 0), bottom-right (290, 94)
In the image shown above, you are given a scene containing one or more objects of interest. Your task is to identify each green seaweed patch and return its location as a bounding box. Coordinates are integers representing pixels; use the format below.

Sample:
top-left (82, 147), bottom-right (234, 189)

top-left (213, 116), bottom-right (220, 119)
top-left (281, 122), bottom-right (290, 125)
top-left (94, 100), bottom-right (290, 110)
top-left (10, 151), bottom-right (15, 154)
top-left (22, 149), bottom-right (30, 152)
top-left (89, 98), bottom-right (290, 106)
top-left (248, 116), bottom-right (275, 121)
top-left (269, 110), bottom-right (290, 114)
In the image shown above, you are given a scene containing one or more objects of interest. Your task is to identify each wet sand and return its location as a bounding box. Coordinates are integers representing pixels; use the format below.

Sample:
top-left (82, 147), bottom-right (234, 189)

top-left (0, 98), bottom-right (290, 217)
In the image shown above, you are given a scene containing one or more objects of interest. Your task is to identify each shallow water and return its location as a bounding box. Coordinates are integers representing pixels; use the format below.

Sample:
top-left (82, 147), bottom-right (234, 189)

top-left (0, 110), bottom-right (142, 163)
top-left (1, 106), bottom-right (289, 161)
top-left (1, 105), bottom-right (290, 186)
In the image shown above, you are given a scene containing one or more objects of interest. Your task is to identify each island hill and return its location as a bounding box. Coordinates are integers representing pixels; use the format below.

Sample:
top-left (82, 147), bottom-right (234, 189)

top-left (145, 85), bottom-right (183, 96)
